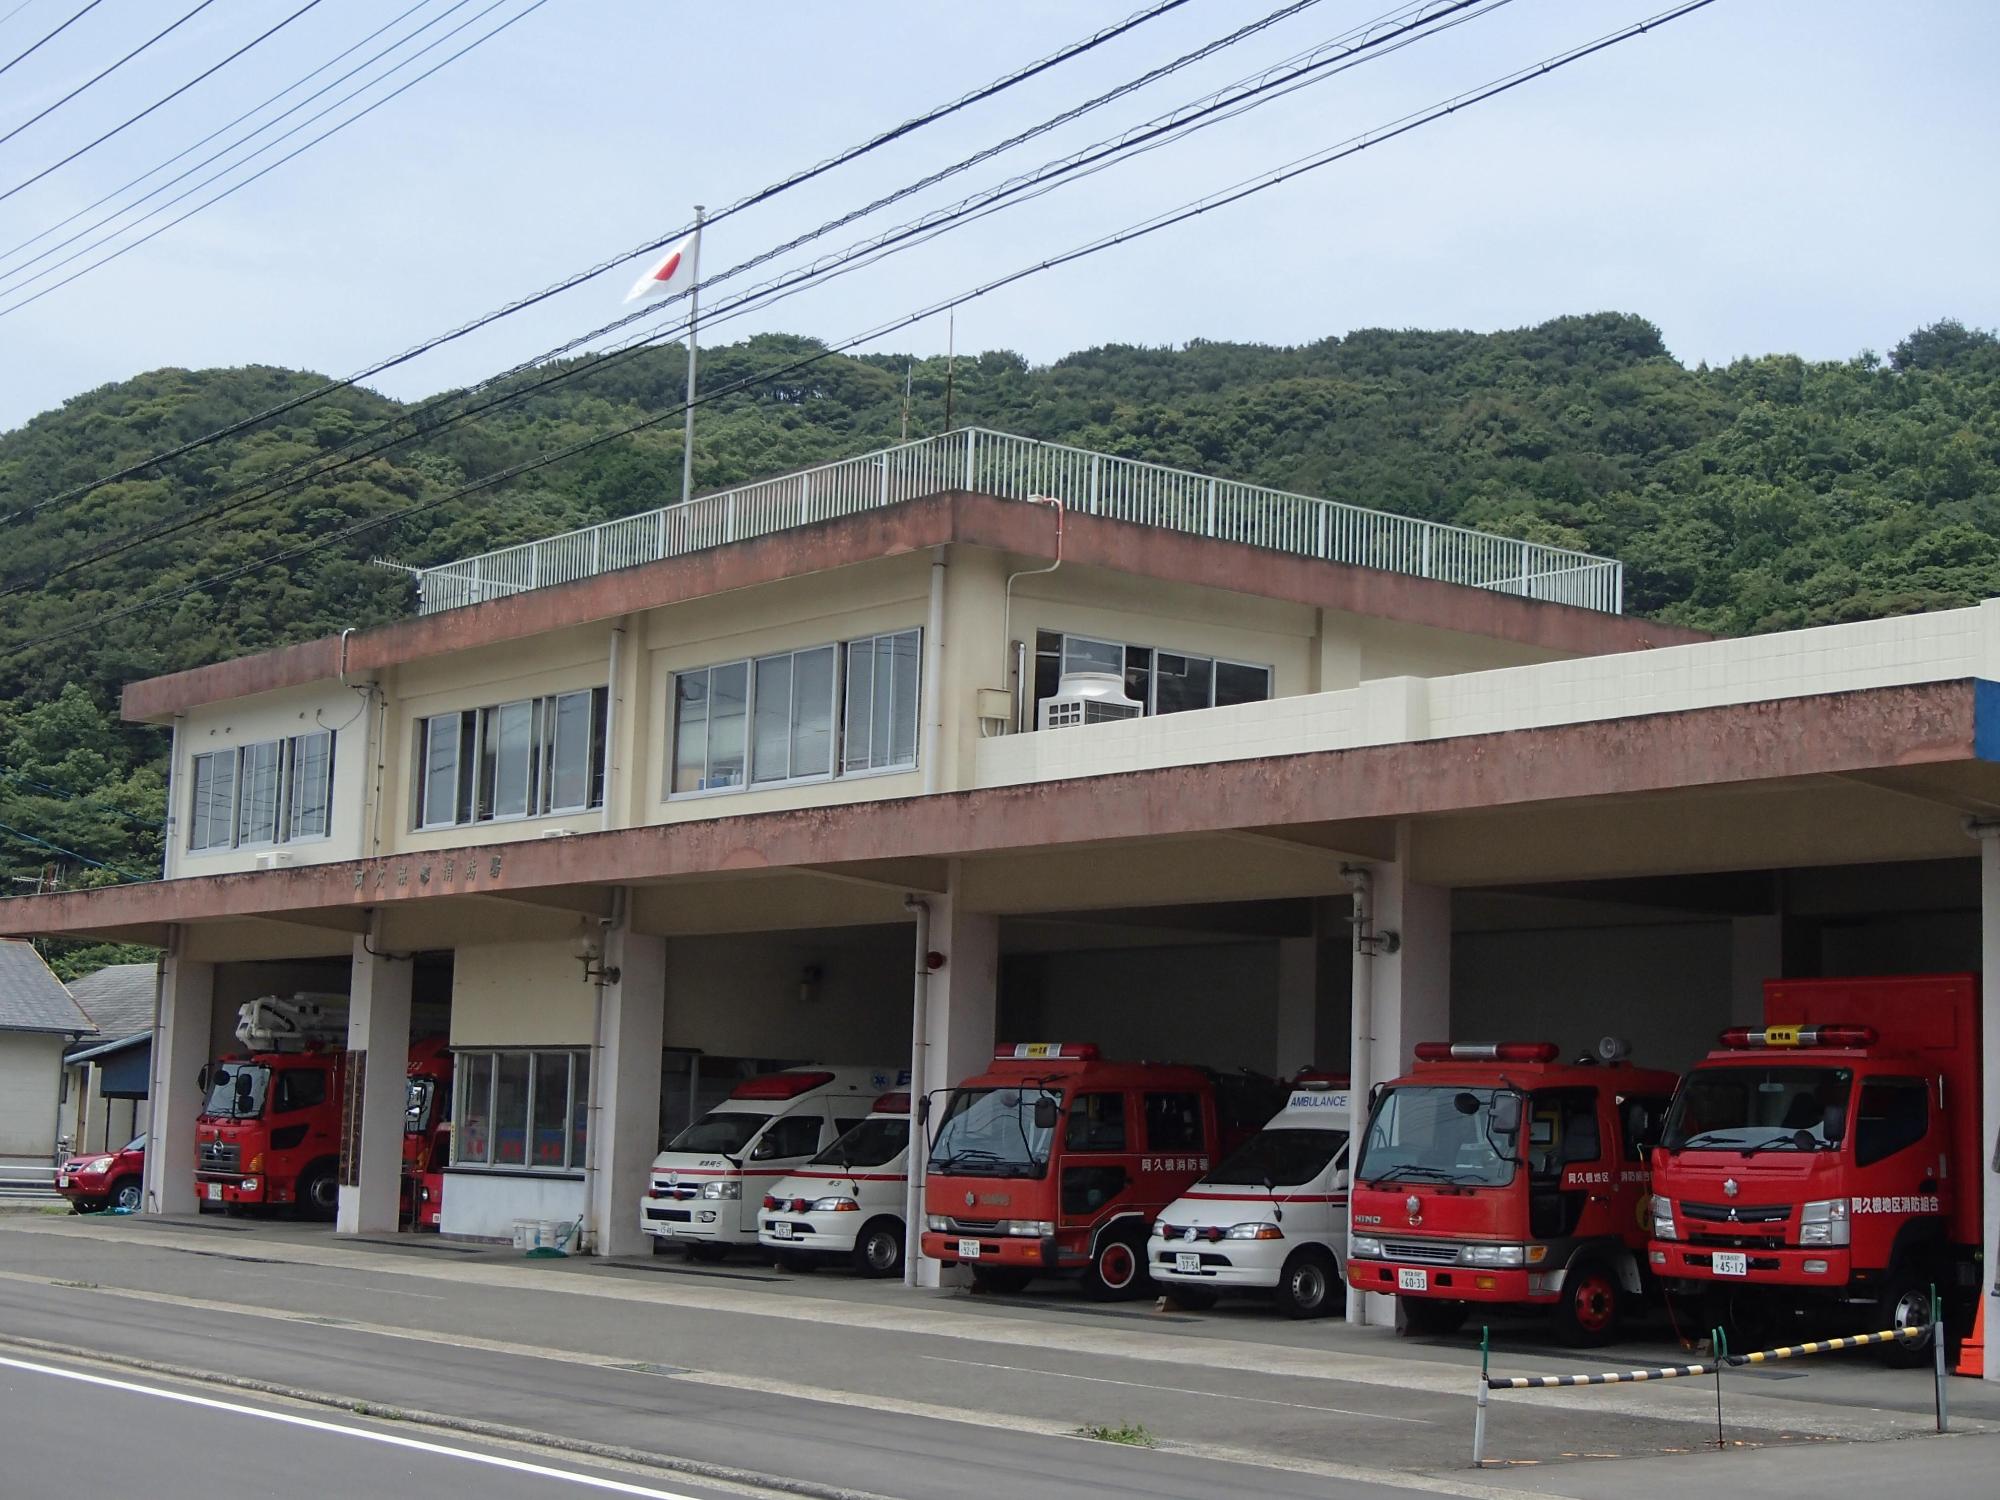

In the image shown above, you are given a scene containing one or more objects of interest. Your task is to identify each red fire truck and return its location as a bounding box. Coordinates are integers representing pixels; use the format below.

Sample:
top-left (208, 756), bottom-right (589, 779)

top-left (1348, 1041), bottom-right (1678, 1345)
top-left (1648, 974), bottom-right (1980, 1362)
top-left (921, 1044), bottom-right (1271, 1300)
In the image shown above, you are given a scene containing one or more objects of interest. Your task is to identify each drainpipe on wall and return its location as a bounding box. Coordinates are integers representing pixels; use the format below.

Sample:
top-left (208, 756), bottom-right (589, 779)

top-left (902, 895), bottom-right (931, 1288)
top-left (142, 945), bottom-right (168, 1213)
top-left (604, 625), bottom-right (626, 824)
top-left (1342, 864), bottom-right (1375, 1329)
top-left (921, 551), bottom-right (946, 794)
top-left (579, 886), bottom-right (627, 1255)
top-left (1000, 497), bottom-right (1063, 733)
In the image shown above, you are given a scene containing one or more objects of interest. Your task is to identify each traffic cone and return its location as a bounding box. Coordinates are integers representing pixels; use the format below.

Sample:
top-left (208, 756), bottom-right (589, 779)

top-left (1955, 1293), bottom-right (1986, 1378)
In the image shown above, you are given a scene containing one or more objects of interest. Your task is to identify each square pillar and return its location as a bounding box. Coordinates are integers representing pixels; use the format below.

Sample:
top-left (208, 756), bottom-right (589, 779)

top-left (336, 937), bottom-right (413, 1234)
top-left (589, 921), bottom-right (665, 1257)
top-left (909, 867), bottom-right (999, 1289)
top-left (145, 943), bottom-right (212, 1216)
top-left (1981, 833), bottom-right (2000, 1383)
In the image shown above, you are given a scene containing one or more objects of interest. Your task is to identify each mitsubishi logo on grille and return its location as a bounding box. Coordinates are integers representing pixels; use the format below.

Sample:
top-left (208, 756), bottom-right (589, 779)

top-left (1724, 1178), bottom-right (1740, 1198)
top-left (1726, 1207), bottom-right (1740, 1222)
top-left (964, 1190), bottom-right (976, 1208)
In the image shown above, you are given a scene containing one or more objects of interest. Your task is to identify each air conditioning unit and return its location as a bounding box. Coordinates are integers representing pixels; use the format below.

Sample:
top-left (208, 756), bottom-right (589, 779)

top-left (1038, 672), bottom-right (1143, 730)
top-left (253, 851), bottom-right (294, 870)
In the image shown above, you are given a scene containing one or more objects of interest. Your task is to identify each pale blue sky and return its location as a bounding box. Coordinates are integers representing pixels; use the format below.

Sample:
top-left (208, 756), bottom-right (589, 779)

top-left (0, 0), bottom-right (1994, 432)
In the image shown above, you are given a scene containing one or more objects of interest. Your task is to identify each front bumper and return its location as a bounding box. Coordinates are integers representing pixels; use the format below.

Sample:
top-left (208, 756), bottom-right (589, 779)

top-left (195, 1173), bottom-right (269, 1206)
top-left (920, 1229), bottom-right (1080, 1271)
top-left (1347, 1260), bottom-right (1552, 1304)
top-left (759, 1210), bottom-right (860, 1256)
top-left (1651, 1241), bottom-right (1854, 1288)
top-left (639, 1194), bottom-right (756, 1245)
top-left (1151, 1235), bottom-right (1287, 1290)
top-left (55, 1174), bottom-right (113, 1207)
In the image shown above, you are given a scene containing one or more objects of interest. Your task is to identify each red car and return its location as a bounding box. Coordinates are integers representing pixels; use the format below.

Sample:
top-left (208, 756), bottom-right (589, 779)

top-left (56, 1133), bottom-right (146, 1213)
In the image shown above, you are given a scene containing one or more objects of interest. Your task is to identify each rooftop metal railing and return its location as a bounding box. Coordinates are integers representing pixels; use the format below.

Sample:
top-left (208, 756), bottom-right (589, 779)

top-left (398, 427), bottom-right (1624, 615)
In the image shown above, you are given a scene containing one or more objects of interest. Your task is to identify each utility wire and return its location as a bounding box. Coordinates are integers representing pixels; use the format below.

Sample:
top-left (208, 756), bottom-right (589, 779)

top-left (0, 0), bottom-right (1722, 659)
top-left (0, 0), bottom-right (219, 150)
top-left (0, 0), bottom-right (100, 80)
top-left (4, 0), bottom-right (1196, 524)
top-left (0, 820), bottom-right (151, 881)
top-left (0, 0), bottom-right (327, 207)
top-left (0, 766), bottom-right (165, 829)
top-left (8, 0), bottom-right (1488, 594)
top-left (0, 0), bottom-right (444, 273)
top-left (0, 0), bottom-right (537, 308)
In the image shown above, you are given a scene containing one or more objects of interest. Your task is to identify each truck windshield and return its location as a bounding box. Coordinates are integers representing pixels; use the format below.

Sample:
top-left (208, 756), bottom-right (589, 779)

top-left (813, 1117), bottom-right (908, 1169)
top-left (1204, 1127), bottom-right (1346, 1187)
top-left (1358, 1085), bottom-right (1520, 1187)
top-left (667, 1110), bottom-right (766, 1158)
top-left (405, 1078), bottom-right (435, 1136)
top-left (1663, 1065), bottom-right (1852, 1151)
top-left (203, 1063), bottom-right (269, 1119)
top-left (928, 1087), bottom-right (1060, 1176)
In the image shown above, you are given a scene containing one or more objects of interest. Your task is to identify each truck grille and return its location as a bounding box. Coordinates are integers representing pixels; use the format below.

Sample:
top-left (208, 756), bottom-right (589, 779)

top-left (932, 1216), bottom-right (1001, 1235)
top-left (1383, 1240), bottom-right (1460, 1266)
top-left (200, 1141), bottom-right (240, 1173)
top-left (1682, 1201), bottom-right (1789, 1224)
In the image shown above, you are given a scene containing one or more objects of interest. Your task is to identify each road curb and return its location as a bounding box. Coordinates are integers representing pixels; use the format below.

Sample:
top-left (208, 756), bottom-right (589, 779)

top-left (0, 1332), bottom-right (894, 1500)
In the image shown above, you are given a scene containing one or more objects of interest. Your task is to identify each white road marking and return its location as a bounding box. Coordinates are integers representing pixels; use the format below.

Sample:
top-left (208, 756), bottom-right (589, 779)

top-left (0, 1352), bottom-right (713, 1498)
top-left (916, 1352), bottom-right (1432, 1423)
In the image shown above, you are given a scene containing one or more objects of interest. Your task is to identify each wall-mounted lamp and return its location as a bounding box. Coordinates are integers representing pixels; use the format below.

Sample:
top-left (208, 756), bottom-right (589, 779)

top-left (574, 935), bottom-right (621, 986)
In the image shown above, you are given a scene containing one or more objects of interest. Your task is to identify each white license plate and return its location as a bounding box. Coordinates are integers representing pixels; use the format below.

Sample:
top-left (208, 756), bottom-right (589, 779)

top-left (771, 1221), bottom-right (793, 1239)
top-left (205, 1183), bottom-right (222, 1202)
top-left (957, 1237), bottom-right (982, 1259)
top-left (1712, 1252), bottom-right (1748, 1277)
top-left (1397, 1267), bottom-right (1429, 1292)
top-left (1175, 1252), bottom-right (1202, 1274)
top-left (56, 1176), bottom-right (69, 1189)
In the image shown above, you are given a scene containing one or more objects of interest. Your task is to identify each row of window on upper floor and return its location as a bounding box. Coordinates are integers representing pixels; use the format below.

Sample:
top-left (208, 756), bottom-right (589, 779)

top-left (182, 625), bottom-right (1277, 850)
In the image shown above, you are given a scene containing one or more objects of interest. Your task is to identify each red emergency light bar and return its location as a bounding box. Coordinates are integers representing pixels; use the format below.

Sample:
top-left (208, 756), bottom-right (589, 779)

top-left (872, 1092), bottom-right (912, 1114)
top-left (995, 1042), bottom-right (1100, 1061)
top-left (1293, 1071), bottom-right (1351, 1089)
top-left (1412, 1042), bottom-right (1560, 1064)
top-left (731, 1070), bottom-right (836, 1100)
top-left (1719, 1024), bottom-right (1877, 1050)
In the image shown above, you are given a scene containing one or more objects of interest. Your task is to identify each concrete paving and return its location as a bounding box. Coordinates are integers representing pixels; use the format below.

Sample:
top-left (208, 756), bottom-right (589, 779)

top-left (1, 1208), bottom-right (1994, 1498)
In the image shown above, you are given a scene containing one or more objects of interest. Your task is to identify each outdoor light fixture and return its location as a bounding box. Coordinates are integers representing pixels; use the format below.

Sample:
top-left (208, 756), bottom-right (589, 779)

top-left (573, 935), bottom-right (621, 986)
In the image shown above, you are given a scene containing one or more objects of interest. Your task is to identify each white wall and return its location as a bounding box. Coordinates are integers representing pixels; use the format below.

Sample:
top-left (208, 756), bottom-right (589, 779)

top-left (451, 940), bottom-right (596, 1048)
top-left (439, 1168), bottom-right (583, 1240)
top-left (0, 1033), bottom-right (65, 1156)
top-left (661, 927), bottom-right (910, 1067)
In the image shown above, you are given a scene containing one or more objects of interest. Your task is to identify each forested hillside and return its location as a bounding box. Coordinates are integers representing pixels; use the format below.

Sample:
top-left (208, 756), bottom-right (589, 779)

top-left (3, 311), bottom-right (1998, 956)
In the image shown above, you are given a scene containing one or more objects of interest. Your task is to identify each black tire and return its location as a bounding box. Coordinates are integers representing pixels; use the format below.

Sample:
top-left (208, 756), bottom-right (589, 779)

top-left (110, 1179), bottom-right (141, 1213)
top-left (1877, 1266), bottom-right (1935, 1369)
top-left (851, 1217), bottom-right (905, 1279)
top-left (1400, 1296), bottom-right (1469, 1336)
top-left (297, 1163), bottom-right (338, 1222)
top-left (686, 1243), bottom-right (730, 1264)
top-left (1164, 1287), bottom-right (1218, 1311)
top-left (1081, 1228), bottom-right (1151, 1302)
top-left (968, 1265), bottom-right (1033, 1294)
top-left (1275, 1248), bottom-right (1344, 1320)
top-left (1551, 1258), bottom-right (1622, 1348)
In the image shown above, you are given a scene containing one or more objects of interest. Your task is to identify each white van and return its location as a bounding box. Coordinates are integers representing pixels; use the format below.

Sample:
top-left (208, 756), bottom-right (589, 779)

top-left (757, 1091), bottom-right (910, 1276)
top-left (1150, 1075), bottom-right (1351, 1318)
top-left (640, 1066), bottom-right (896, 1257)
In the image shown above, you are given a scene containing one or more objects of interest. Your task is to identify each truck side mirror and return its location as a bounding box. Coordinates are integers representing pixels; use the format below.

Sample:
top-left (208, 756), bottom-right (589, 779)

top-left (1823, 1103), bottom-right (1846, 1144)
top-left (1490, 1093), bottom-right (1522, 1135)
top-left (1032, 1096), bottom-right (1059, 1133)
top-left (197, 1064), bottom-right (211, 1094)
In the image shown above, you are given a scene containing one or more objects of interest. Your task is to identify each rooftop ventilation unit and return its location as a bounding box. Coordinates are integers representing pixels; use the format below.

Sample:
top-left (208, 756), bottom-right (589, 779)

top-left (1038, 672), bottom-right (1142, 731)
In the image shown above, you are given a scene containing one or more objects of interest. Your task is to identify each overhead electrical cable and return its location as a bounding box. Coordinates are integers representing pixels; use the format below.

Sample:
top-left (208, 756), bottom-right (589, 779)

top-left (0, 765), bottom-right (165, 829)
top-left (0, 820), bottom-right (151, 881)
top-left (4, 0), bottom-right (1198, 524)
top-left (0, 0), bottom-right (1722, 658)
top-left (0, 0), bottom-right (219, 150)
top-left (10, 0), bottom-right (1498, 593)
top-left (0, 0), bottom-right (101, 81)
top-left (0, 0), bottom-right (445, 273)
top-left (0, 0), bottom-right (328, 206)
top-left (0, 0), bottom-right (543, 307)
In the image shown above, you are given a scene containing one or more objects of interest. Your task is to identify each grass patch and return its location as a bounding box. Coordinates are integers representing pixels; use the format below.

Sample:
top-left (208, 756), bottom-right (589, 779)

top-left (1077, 1421), bottom-right (1155, 1448)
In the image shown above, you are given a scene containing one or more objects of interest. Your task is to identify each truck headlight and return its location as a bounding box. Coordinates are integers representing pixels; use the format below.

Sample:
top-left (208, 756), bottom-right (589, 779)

top-left (700, 1181), bottom-right (741, 1200)
top-left (1350, 1234), bottom-right (1384, 1259)
top-left (1651, 1197), bottom-right (1677, 1241)
top-left (1800, 1198), bottom-right (1849, 1246)
top-left (1460, 1243), bottom-right (1523, 1268)
top-left (997, 1220), bottom-right (1055, 1237)
top-left (809, 1196), bottom-right (860, 1213)
top-left (926, 1215), bottom-right (949, 1232)
top-left (1224, 1222), bottom-right (1284, 1241)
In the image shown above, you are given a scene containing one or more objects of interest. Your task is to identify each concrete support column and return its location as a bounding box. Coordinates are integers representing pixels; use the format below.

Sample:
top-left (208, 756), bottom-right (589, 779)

top-left (910, 866), bottom-right (999, 1289)
top-left (145, 940), bottom-right (212, 1216)
top-left (1274, 935), bottom-right (1318, 1078)
top-left (1729, 914), bottom-right (1784, 1028)
top-left (1346, 825), bottom-right (1451, 1328)
top-left (589, 919), bottom-right (666, 1257)
top-left (336, 936), bottom-right (413, 1234)
top-left (1979, 831), bottom-right (2000, 1383)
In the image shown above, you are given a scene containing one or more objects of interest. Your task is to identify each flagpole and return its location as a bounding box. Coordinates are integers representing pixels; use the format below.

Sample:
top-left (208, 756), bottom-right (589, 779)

top-left (681, 203), bottom-right (704, 507)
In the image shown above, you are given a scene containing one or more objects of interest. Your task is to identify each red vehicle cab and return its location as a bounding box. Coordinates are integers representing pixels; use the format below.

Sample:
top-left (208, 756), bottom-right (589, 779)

top-left (198, 1047), bottom-right (345, 1216)
top-left (1348, 1041), bottom-right (1677, 1345)
top-left (56, 1133), bottom-right (146, 1213)
top-left (921, 1044), bottom-right (1252, 1300)
top-left (403, 1037), bottom-right (453, 1227)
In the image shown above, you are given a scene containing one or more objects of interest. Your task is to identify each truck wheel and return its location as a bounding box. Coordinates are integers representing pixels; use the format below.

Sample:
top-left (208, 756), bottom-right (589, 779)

top-left (1400, 1297), bottom-right (1469, 1336)
top-left (1552, 1259), bottom-right (1621, 1347)
top-left (1877, 1268), bottom-right (1935, 1369)
top-left (298, 1164), bottom-right (338, 1222)
top-left (852, 1218), bottom-right (905, 1279)
top-left (111, 1179), bottom-right (141, 1213)
top-left (1275, 1248), bottom-right (1344, 1320)
top-left (1081, 1229), bottom-right (1150, 1302)
top-left (969, 1266), bottom-right (1033, 1294)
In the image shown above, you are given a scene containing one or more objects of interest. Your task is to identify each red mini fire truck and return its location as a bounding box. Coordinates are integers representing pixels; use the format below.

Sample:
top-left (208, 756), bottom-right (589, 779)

top-left (921, 1044), bottom-right (1272, 1300)
top-left (1348, 1041), bottom-right (1677, 1345)
top-left (1648, 974), bottom-right (1981, 1361)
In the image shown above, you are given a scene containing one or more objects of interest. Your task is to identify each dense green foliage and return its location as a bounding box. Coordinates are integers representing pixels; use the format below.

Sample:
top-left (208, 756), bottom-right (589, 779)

top-left (2, 311), bottom-right (1997, 933)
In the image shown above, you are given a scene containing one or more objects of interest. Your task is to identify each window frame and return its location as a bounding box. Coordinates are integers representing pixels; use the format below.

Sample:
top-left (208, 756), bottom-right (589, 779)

top-left (1032, 629), bottom-right (1272, 723)
top-left (448, 1048), bottom-right (589, 1175)
top-left (186, 731), bottom-right (335, 854)
top-left (414, 688), bottom-right (608, 831)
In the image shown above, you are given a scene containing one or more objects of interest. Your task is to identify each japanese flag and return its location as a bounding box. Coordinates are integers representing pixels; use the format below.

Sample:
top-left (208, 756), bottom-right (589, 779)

top-left (623, 230), bottom-right (699, 304)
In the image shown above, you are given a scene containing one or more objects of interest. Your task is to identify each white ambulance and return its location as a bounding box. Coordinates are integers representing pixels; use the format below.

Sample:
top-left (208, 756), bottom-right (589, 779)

top-left (1150, 1074), bottom-right (1351, 1317)
top-left (640, 1066), bottom-right (895, 1258)
top-left (757, 1090), bottom-right (911, 1276)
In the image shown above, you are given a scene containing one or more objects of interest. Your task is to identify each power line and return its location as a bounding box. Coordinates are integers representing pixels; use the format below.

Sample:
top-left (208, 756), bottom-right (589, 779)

top-left (0, 819), bottom-right (151, 881)
top-left (0, 0), bottom-right (538, 309)
top-left (8, 0), bottom-right (1486, 594)
top-left (0, 765), bottom-right (164, 830)
top-left (0, 0), bottom-right (445, 275)
top-left (0, 0), bottom-right (219, 150)
top-left (0, 0), bottom-right (100, 80)
top-left (0, 0), bottom-right (328, 207)
top-left (4, 0), bottom-right (1196, 525)
top-left (0, 0), bottom-right (1722, 660)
